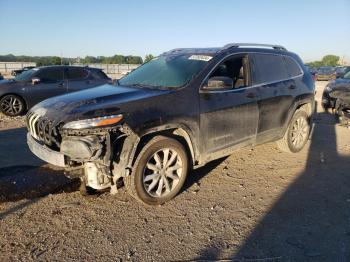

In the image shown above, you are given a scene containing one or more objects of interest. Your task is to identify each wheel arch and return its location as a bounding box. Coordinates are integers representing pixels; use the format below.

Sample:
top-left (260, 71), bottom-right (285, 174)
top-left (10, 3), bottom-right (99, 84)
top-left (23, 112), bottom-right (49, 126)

top-left (282, 95), bottom-right (315, 136)
top-left (134, 125), bottom-right (198, 168)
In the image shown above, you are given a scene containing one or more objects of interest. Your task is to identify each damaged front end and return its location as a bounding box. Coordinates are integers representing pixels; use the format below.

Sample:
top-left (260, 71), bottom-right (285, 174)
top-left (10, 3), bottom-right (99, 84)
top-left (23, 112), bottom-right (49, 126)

top-left (329, 88), bottom-right (350, 126)
top-left (27, 112), bottom-right (140, 194)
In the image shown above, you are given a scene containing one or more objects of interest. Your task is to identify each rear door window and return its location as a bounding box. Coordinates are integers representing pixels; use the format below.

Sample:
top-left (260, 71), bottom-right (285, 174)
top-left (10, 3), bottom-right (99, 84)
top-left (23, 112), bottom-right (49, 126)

top-left (36, 68), bottom-right (65, 83)
top-left (67, 68), bottom-right (89, 80)
top-left (251, 53), bottom-right (288, 85)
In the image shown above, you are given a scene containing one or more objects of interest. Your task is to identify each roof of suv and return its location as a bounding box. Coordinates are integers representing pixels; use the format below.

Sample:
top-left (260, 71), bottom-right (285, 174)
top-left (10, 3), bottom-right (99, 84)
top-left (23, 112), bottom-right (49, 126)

top-left (162, 43), bottom-right (289, 56)
top-left (36, 65), bottom-right (103, 71)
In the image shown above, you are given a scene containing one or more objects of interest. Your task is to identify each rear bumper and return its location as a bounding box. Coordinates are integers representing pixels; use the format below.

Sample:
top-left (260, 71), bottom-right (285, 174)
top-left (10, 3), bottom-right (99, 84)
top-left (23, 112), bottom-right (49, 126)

top-left (317, 75), bottom-right (335, 81)
top-left (27, 133), bottom-right (66, 167)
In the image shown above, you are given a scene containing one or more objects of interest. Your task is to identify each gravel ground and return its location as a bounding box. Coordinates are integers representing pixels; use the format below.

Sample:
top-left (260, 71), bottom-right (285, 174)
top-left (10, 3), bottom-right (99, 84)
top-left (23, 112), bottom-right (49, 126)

top-left (0, 113), bottom-right (26, 130)
top-left (1, 81), bottom-right (350, 261)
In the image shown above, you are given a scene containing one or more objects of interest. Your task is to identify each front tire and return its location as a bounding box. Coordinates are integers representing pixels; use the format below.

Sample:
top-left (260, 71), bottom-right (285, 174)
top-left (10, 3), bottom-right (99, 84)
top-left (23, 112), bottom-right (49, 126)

top-left (125, 136), bottom-right (188, 205)
top-left (277, 110), bottom-right (310, 153)
top-left (0, 95), bottom-right (25, 116)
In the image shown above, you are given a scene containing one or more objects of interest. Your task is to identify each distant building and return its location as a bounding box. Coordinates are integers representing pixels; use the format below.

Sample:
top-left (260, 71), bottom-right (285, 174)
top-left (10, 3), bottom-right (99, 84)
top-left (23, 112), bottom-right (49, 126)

top-left (338, 56), bottom-right (348, 66)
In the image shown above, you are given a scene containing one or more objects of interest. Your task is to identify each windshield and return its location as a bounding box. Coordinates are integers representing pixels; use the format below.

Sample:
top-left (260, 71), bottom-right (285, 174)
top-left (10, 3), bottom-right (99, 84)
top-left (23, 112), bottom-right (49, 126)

top-left (14, 69), bottom-right (37, 81)
top-left (344, 71), bottom-right (350, 79)
top-left (318, 67), bottom-right (334, 74)
top-left (118, 54), bottom-right (211, 89)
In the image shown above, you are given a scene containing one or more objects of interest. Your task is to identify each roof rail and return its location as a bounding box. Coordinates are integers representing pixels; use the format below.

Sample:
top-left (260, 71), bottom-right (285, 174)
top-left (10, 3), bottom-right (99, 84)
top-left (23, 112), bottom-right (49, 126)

top-left (161, 48), bottom-right (186, 55)
top-left (223, 43), bottom-right (287, 51)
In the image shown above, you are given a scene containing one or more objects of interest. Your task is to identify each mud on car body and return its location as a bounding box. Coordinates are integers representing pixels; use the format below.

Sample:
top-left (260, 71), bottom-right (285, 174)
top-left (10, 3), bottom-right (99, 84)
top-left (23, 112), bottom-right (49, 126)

top-left (26, 43), bottom-right (315, 205)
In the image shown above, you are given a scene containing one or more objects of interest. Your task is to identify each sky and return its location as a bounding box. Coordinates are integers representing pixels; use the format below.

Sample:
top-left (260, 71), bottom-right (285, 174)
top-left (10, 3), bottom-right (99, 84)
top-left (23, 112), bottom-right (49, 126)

top-left (0, 0), bottom-right (349, 62)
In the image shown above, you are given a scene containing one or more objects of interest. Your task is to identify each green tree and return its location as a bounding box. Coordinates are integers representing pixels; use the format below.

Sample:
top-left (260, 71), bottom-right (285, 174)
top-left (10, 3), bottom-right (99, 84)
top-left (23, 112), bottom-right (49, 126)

top-left (83, 56), bottom-right (98, 64)
top-left (125, 55), bottom-right (143, 64)
top-left (306, 61), bottom-right (323, 68)
top-left (144, 54), bottom-right (155, 63)
top-left (321, 55), bottom-right (339, 67)
top-left (51, 56), bottom-right (62, 65)
top-left (110, 55), bottom-right (126, 64)
top-left (306, 54), bottom-right (340, 68)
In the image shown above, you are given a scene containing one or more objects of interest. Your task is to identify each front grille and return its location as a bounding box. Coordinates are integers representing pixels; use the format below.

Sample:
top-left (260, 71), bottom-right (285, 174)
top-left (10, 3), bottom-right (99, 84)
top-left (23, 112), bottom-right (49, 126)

top-left (27, 112), bottom-right (61, 148)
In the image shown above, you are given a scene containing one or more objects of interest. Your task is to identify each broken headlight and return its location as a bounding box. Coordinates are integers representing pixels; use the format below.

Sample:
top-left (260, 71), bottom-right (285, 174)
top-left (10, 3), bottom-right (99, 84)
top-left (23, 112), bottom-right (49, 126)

top-left (63, 114), bottom-right (123, 129)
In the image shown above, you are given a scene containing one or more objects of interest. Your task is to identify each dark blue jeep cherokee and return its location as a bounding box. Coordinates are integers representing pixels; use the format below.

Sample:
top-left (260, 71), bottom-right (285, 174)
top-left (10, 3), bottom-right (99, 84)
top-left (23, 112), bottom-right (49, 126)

top-left (26, 43), bottom-right (315, 205)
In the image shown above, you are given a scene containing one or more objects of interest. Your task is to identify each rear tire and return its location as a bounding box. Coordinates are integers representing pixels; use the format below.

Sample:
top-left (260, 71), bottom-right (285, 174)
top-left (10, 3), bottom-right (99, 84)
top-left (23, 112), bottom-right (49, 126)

top-left (277, 110), bottom-right (310, 153)
top-left (0, 94), bottom-right (26, 116)
top-left (125, 136), bottom-right (188, 205)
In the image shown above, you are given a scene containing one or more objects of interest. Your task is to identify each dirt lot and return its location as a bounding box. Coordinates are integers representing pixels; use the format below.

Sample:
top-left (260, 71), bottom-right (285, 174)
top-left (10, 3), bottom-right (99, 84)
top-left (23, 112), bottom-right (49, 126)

top-left (0, 81), bottom-right (350, 262)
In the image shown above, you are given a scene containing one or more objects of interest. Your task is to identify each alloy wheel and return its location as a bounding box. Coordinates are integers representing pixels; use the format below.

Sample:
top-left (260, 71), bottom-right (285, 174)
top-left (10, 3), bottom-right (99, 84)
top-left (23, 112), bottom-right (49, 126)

top-left (290, 116), bottom-right (309, 148)
top-left (143, 148), bottom-right (183, 198)
top-left (1, 96), bottom-right (23, 116)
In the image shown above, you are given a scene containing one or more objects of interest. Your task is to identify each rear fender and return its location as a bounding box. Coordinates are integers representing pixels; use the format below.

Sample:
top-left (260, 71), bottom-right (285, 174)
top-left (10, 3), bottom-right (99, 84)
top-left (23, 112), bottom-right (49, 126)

top-left (281, 94), bottom-right (315, 136)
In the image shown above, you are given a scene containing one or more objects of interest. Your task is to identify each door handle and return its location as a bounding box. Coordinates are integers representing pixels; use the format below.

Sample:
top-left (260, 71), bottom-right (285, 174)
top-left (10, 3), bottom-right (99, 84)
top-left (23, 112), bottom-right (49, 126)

top-left (58, 82), bottom-right (64, 87)
top-left (246, 92), bottom-right (256, 99)
top-left (289, 84), bottom-right (296, 90)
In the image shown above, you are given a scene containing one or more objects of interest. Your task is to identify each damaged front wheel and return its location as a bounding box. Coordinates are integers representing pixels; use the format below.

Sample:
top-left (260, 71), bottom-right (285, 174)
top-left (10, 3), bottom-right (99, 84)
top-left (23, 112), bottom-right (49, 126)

top-left (125, 136), bottom-right (188, 205)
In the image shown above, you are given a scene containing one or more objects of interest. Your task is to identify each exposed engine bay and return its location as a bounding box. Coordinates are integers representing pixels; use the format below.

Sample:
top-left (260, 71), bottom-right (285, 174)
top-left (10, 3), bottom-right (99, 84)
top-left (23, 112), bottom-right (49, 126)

top-left (329, 87), bottom-right (350, 126)
top-left (27, 110), bottom-right (140, 194)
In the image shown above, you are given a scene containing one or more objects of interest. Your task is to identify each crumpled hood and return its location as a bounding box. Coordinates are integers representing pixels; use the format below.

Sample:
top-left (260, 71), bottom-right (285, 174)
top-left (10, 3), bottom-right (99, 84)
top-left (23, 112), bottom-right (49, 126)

top-left (30, 84), bottom-right (172, 123)
top-left (328, 78), bottom-right (350, 88)
top-left (329, 85), bottom-right (350, 101)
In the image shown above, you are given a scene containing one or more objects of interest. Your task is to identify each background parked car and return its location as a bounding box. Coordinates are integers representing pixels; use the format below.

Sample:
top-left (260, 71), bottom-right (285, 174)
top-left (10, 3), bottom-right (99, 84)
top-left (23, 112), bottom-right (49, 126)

top-left (322, 71), bottom-right (350, 110)
top-left (0, 73), bottom-right (3, 80)
top-left (305, 65), bottom-right (317, 81)
top-left (0, 65), bottom-right (112, 116)
top-left (335, 66), bottom-right (350, 79)
top-left (317, 66), bottom-right (336, 81)
top-left (11, 66), bottom-right (36, 76)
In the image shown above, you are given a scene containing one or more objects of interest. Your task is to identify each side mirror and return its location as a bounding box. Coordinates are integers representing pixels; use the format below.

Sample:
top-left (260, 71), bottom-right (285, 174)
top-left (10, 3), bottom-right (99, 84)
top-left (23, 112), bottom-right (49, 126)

top-left (203, 76), bottom-right (233, 90)
top-left (32, 78), bottom-right (40, 85)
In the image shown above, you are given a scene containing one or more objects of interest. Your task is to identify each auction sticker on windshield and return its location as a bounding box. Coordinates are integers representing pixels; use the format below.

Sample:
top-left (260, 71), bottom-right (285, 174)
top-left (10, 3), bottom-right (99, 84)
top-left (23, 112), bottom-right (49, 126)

top-left (188, 55), bottom-right (213, 61)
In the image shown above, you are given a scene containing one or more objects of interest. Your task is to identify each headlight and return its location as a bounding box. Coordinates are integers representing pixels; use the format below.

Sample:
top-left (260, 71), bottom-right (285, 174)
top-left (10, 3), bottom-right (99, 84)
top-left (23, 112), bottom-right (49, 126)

top-left (63, 114), bottom-right (123, 129)
top-left (325, 85), bottom-right (332, 92)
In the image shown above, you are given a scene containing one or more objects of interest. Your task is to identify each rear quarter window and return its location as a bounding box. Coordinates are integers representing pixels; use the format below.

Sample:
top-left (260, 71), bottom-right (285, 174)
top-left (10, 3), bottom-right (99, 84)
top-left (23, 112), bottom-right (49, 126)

top-left (251, 53), bottom-right (289, 85)
top-left (284, 56), bottom-right (302, 77)
top-left (92, 70), bottom-right (109, 79)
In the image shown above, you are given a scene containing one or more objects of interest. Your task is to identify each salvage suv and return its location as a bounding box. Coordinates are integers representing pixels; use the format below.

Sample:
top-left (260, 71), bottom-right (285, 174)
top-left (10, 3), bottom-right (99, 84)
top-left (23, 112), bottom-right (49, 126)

top-left (26, 43), bottom-right (315, 205)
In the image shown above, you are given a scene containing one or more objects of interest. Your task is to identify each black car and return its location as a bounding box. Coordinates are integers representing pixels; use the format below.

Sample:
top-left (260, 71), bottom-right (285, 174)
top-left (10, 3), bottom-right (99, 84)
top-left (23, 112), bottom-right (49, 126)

top-left (26, 43), bottom-right (315, 205)
top-left (0, 65), bottom-right (111, 116)
top-left (335, 66), bottom-right (350, 79)
top-left (329, 86), bottom-right (350, 126)
top-left (317, 66), bottom-right (336, 81)
top-left (322, 70), bottom-right (350, 110)
top-left (11, 66), bottom-right (36, 76)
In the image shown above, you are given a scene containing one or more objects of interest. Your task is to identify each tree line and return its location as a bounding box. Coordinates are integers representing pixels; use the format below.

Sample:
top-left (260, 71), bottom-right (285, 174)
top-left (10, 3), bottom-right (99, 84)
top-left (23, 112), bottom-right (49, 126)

top-left (0, 54), bottom-right (156, 66)
top-left (306, 55), bottom-right (341, 68)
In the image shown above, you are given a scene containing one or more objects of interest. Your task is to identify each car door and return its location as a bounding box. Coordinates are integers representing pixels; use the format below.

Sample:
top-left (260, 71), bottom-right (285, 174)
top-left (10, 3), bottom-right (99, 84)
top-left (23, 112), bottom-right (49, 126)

top-left (66, 67), bottom-right (95, 93)
top-left (199, 54), bottom-right (259, 154)
top-left (29, 67), bottom-right (67, 106)
top-left (250, 53), bottom-right (299, 142)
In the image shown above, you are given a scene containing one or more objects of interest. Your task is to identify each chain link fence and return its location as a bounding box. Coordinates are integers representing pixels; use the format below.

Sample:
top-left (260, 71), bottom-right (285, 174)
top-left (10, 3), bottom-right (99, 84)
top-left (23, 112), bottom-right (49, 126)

top-left (0, 62), bottom-right (36, 73)
top-left (0, 62), bottom-right (140, 79)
